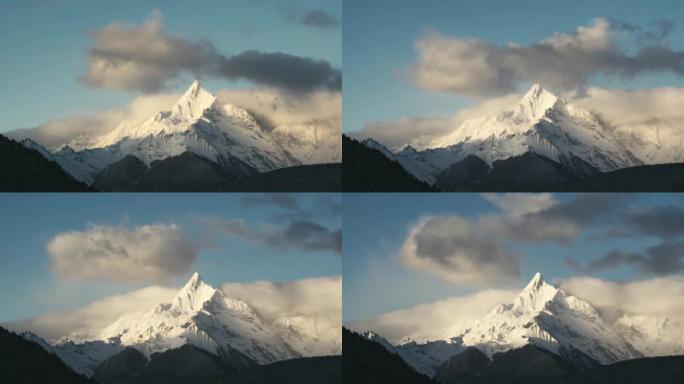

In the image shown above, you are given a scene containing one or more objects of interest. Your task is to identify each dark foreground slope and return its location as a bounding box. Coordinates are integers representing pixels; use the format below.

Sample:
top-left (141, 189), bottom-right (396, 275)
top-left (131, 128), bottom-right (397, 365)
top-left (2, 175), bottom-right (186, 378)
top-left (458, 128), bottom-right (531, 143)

top-left (230, 163), bottom-right (341, 192)
top-left (0, 327), bottom-right (94, 383)
top-left (430, 152), bottom-right (684, 192)
top-left (343, 328), bottom-right (434, 384)
top-left (556, 355), bottom-right (684, 384)
top-left (217, 356), bottom-right (341, 384)
top-left (343, 135), bottom-right (434, 192)
top-left (555, 162), bottom-right (684, 191)
top-left (0, 135), bottom-right (92, 191)
top-left (94, 152), bottom-right (341, 192)
top-left (435, 152), bottom-right (580, 192)
top-left (434, 346), bottom-right (683, 384)
top-left (94, 344), bottom-right (339, 384)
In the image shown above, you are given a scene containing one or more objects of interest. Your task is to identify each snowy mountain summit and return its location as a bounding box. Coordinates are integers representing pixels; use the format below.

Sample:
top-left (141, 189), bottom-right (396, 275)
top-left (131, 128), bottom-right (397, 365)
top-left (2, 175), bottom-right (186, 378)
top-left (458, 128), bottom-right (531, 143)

top-left (23, 81), bottom-right (339, 184)
top-left (364, 273), bottom-right (648, 377)
top-left (27, 273), bottom-right (339, 377)
top-left (461, 273), bottom-right (641, 364)
top-left (368, 84), bottom-right (670, 185)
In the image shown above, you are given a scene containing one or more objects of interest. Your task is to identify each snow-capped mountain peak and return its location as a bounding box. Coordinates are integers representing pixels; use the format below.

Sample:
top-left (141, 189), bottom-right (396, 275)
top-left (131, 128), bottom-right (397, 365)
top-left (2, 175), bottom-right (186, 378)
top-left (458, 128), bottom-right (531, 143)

top-left (510, 272), bottom-right (559, 314)
top-left (378, 83), bottom-right (642, 185)
top-left (170, 272), bottom-right (217, 313)
top-left (514, 84), bottom-right (561, 122)
top-left (170, 80), bottom-right (217, 121)
top-left (462, 273), bottom-right (640, 364)
top-left (361, 272), bottom-right (646, 377)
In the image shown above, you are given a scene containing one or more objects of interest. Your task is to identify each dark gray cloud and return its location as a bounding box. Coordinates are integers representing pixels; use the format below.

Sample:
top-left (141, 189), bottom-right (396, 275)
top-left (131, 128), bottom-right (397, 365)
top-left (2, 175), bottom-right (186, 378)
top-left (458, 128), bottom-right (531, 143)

top-left (241, 193), bottom-right (342, 222)
top-left (402, 194), bottom-right (632, 286)
top-left (483, 193), bottom-right (626, 245)
top-left (242, 193), bottom-right (301, 212)
top-left (535, 194), bottom-right (624, 224)
top-left (81, 10), bottom-right (340, 94)
top-left (581, 240), bottom-right (684, 276)
top-left (217, 51), bottom-right (341, 93)
top-left (204, 217), bottom-right (341, 254)
top-left (616, 205), bottom-right (684, 239)
top-left (566, 203), bottom-right (684, 275)
top-left (401, 215), bottom-right (520, 285)
top-left (298, 9), bottom-right (340, 29)
top-left (414, 18), bottom-right (684, 97)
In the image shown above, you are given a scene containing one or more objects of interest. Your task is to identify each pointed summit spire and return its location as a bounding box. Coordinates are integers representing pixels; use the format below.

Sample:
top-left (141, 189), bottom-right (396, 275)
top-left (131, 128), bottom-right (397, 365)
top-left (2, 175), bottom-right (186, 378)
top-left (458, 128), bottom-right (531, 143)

top-left (515, 83), bottom-right (560, 121)
top-left (526, 272), bottom-right (545, 290)
top-left (172, 80), bottom-right (216, 120)
top-left (174, 272), bottom-right (217, 311)
top-left (183, 272), bottom-right (203, 290)
top-left (512, 272), bottom-right (559, 313)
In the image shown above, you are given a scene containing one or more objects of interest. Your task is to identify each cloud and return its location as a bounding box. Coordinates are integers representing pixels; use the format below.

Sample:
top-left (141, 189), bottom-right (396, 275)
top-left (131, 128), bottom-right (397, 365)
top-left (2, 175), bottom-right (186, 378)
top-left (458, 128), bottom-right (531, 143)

top-left (347, 289), bottom-right (517, 343)
top-left (614, 204), bottom-right (684, 239)
top-left (221, 275), bottom-right (341, 355)
top-left (242, 193), bottom-right (301, 211)
top-left (581, 240), bottom-right (684, 276)
top-left (6, 276), bottom-right (341, 344)
top-left (413, 18), bottom-right (684, 97)
top-left (217, 88), bottom-right (341, 128)
top-left (400, 194), bottom-right (628, 285)
top-left (221, 276), bottom-right (341, 324)
top-left (560, 275), bottom-right (684, 323)
top-left (6, 93), bottom-right (179, 149)
top-left (352, 117), bottom-right (454, 150)
top-left (573, 86), bottom-right (684, 126)
top-left (349, 275), bottom-right (684, 344)
top-left (566, 203), bottom-right (684, 275)
top-left (8, 86), bottom-right (340, 149)
top-left (349, 94), bottom-right (522, 150)
top-left (4, 286), bottom-right (177, 341)
top-left (82, 10), bottom-right (340, 93)
top-left (47, 223), bottom-right (203, 284)
top-left (297, 9), bottom-right (340, 29)
top-left (400, 215), bottom-right (520, 285)
top-left (351, 85), bottom-right (684, 151)
top-left (481, 193), bottom-right (624, 245)
top-left (203, 217), bottom-right (341, 254)
top-left (482, 193), bottom-right (557, 217)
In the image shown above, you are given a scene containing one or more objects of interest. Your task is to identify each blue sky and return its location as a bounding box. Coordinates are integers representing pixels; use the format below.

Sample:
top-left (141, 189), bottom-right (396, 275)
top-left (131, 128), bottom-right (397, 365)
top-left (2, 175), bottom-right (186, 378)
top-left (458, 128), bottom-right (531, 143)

top-left (0, 0), bottom-right (340, 132)
top-left (343, 0), bottom-right (684, 133)
top-left (0, 193), bottom-right (341, 323)
top-left (343, 193), bottom-right (682, 322)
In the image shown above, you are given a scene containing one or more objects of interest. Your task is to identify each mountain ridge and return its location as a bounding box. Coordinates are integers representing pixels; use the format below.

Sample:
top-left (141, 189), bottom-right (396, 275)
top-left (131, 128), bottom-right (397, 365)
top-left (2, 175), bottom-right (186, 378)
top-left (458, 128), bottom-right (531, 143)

top-left (356, 273), bottom-right (671, 377)
top-left (19, 81), bottom-right (340, 185)
top-left (361, 84), bottom-right (682, 187)
top-left (20, 273), bottom-right (340, 377)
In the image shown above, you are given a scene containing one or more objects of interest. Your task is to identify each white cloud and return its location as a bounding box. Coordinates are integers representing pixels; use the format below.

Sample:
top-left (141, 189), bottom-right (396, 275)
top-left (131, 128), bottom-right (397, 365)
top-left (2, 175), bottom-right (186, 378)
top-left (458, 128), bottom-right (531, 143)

top-left (8, 86), bottom-right (340, 151)
top-left (217, 88), bottom-right (341, 130)
top-left (6, 276), bottom-right (341, 345)
top-left (81, 10), bottom-right (340, 93)
top-left (6, 93), bottom-right (179, 149)
top-left (347, 289), bottom-right (517, 343)
top-left (47, 223), bottom-right (202, 284)
top-left (573, 86), bottom-right (684, 127)
top-left (5, 286), bottom-right (177, 341)
top-left (221, 276), bottom-right (341, 324)
top-left (560, 275), bottom-right (684, 323)
top-left (412, 18), bottom-right (684, 97)
top-left (350, 94), bottom-right (520, 150)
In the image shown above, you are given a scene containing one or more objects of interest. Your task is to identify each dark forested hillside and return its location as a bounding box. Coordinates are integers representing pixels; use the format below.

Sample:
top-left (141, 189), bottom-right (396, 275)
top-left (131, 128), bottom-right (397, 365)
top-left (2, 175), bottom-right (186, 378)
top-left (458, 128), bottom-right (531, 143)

top-left (342, 136), bottom-right (435, 192)
top-left (0, 326), bottom-right (94, 383)
top-left (0, 135), bottom-right (92, 192)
